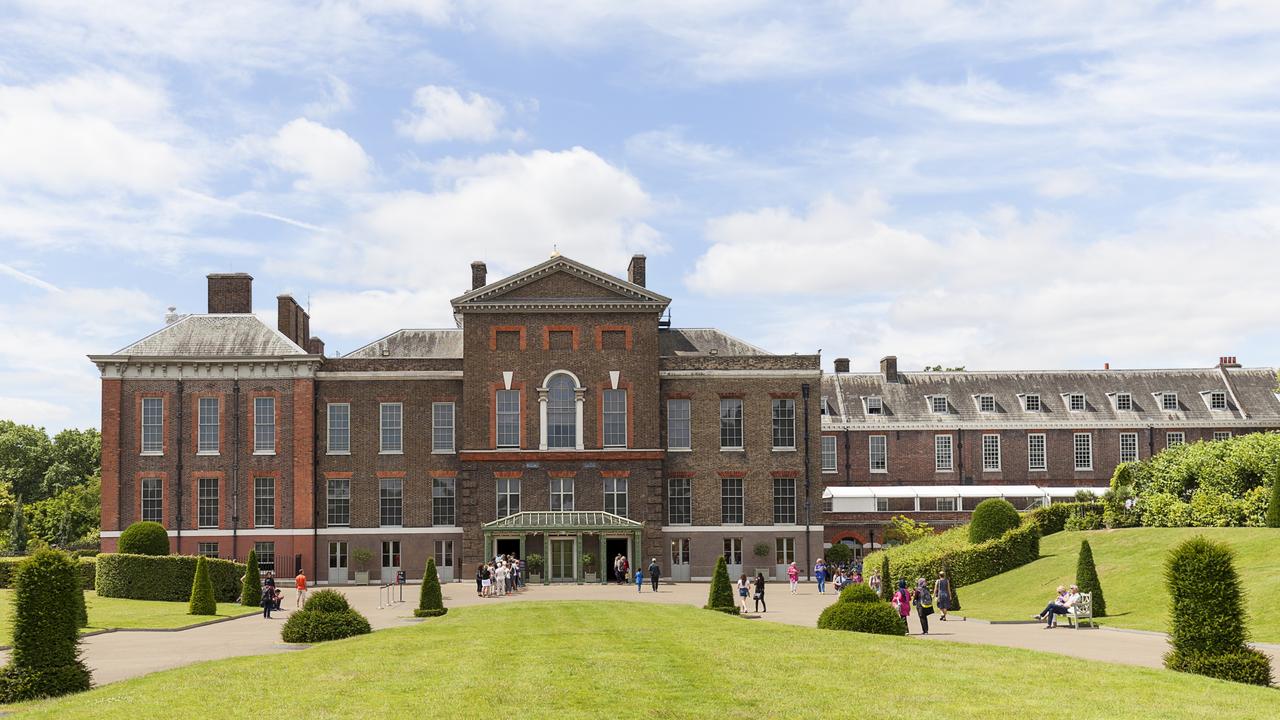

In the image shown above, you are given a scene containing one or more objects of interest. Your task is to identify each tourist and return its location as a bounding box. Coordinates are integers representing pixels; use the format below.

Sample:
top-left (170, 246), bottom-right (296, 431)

top-left (913, 578), bottom-right (934, 635)
top-left (1034, 585), bottom-right (1079, 628)
top-left (620, 555), bottom-right (630, 583)
top-left (934, 571), bottom-right (951, 622)
top-left (295, 570), bottom-right (308, 608)
top-left (787, 561), bottom-right (799, 594)
top-left (634, 565), bottom-right (644, 592)
top-left (753, 572), bottom-right (767, 613)
top-left (814, 558), bottom-right (827, 595)
top-left (479, 564), bottom-right (491, 598)
top-left (737, 573), bottom-right (750, 612)
top-left (613, 554), bottom-right (624, 584)
top-left (261, 581), bottom-right (274, 619)
top-left (853, 569), bottom-right (863, 585)
top-left (892, 580), bottom-right (911, 630)
top-left (869, 571), bottom-right (882, 596)
top-left (648, 558), bottom-right (660, 592)
top-left (833, 571), bottom-right (847, 592)
top-left (475, 564), bottom-right (485, 597)
top-left (494, 562), bottom-right (507, 597)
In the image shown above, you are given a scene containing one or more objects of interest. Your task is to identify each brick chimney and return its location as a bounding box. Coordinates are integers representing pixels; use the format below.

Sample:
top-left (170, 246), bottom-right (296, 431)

top-left (208, 273), bottom-right (252, 314)
top-left (1218, 355), bottom-right (1241, 368)
top-left (278, 295), bottom-right (302, 344)
top-left (834, 357), bottom-right (850, 373)
top-left (880, 355), bottom-right (899, 383)
top-left (307, 337), bottom-right (325, 356)
top-left (627, 254), bottom-right (647, 287)
top-left (471, 261), bottom-right (487, 290)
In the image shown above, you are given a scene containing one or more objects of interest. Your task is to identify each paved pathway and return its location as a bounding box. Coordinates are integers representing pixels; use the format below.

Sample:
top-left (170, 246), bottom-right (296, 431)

top-left (3, 581), bottom-right (1275, 686)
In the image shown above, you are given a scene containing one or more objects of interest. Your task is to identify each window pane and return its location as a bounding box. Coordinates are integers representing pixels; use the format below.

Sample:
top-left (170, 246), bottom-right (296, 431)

top-left (141, 397), bottom-right (164, 453)
top-left (982, 434), bottom-right (1001, 471)
top-left (327, 478), bottom-right (350, 526)
top-left (667, 399), bottom-right (691, 449)
top-left (1028, 434), bottom-right (1046, 471)
top-left (381, 403), bottom-right (403, 453)
top-left (771, 399), bottom-right (795, 449)
top-left (497, 390), bottom-right (521, 448)
top-left (380, 478), bottom-right (403, 526)
top-left (721, 478), bottom-right (743, 524)
top-left (255, 542), bottom-right (275, 573)
top-left (328, 404), bottom-right (350, 453)
top-left (197, 542), bottom-right (219, 558)
top-left (547, 374), bottom-right (576, 449)
top-left (141, 477), bottom-right (163, 523)
top-left (935, 435), bottom-right (953, 471)
top-left (496, 478), bottom-right (521, 518)
top-left (1074, 433), bottom-right (1092, 470)
top-left (432, 402), bottom-right (454, 452)
top-left (773, 478), bottom-right (796, 524)
top-left (667, 478), bottom-right (691, 524)
top-left (197, 478), bottom-right (218, 528)
top-left (1024, 394), bottom-right (1041, 412)
top-left (603, 389), bottom-right (627, 447)
top-left (719, 399), bottom-right (743, 449)
top-left (254, 397), bottom-right (275, 453)
top-left (1119, 433), bottom-right (1138, 463)
top-left (869, 435), bottom-right (887, 471)
top-left (775, 537), bottom-right (795, 564)
top-left (432, 478), bottom-right (455, 526)
top-left (198, 397), bottom-right (219, 453)
top-left (550, 478), bottom-right (575, 511)
top-left (253, 477), bottom-right (274, 527)
top-left (1116, 394), bottom-right (1132, 411)
top-left (821, 435), bottom-right (837, 471)
top-left (604, 477), bottom-right (629, 517)
top-left (1166, 432), bottom-right (1185, 447)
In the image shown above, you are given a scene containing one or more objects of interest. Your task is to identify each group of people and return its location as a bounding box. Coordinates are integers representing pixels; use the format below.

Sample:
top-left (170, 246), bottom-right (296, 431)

top-left (259, 570), bottom-right (308, 619)
top-left (811, 557), bottom-right (865, 595)
top-left (736, 572), bottom-right (768, 613)
top-left (1034, 584), bottom-right (1082, 628)
top-left (888, 571), bottom-right (951, 634)
top-left (614, 555), bottom-right (663, 592)
top-left (475, 555), bottom-right (524, 598)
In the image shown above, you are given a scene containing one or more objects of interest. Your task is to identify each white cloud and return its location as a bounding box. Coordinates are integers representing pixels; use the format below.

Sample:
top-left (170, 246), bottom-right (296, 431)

top-left (303, 75), bottom-right (353, 119)
top-left (268, 118), bottom-right (372, 191)
top-left (396, 86), bottom-right (518, 144)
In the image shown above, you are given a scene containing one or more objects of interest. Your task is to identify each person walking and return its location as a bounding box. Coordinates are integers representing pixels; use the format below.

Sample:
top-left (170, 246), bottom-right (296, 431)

top-left (634, 566), bottom-right (644, 593)
top-left (753, 572), bottom-right (767, 613)
top-left (294, 570), bottom-right (308, 608)
top-left (892, 579), bottom-right (911, 631)
top-left (787, 561), bottom-right (799, 594)
top-left (913, 578), bottom-right (934, 635)
top-left (261, 581), bottom-right (274, 619)
top-left (934, 571), bottom-right (951, 622)
top-left (648, 558), bottom-right (660, 592)
top-left (869, 571), bottom-right (882, 597)
top-left (613, 554), bottom-right (623, 584)
top-left (814, 558), bottom-right (827, 595)
top-left (737, 574), bottom-right (751, 612)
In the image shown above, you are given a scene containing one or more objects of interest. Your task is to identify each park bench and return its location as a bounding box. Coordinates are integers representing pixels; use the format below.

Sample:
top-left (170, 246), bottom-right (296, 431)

top-left (1058, 592), bottom-right (1094, 629)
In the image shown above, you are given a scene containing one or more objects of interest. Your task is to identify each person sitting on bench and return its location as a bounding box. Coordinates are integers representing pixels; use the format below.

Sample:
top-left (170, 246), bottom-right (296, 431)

top-left (1034, 584), bottom-right (1079, 628)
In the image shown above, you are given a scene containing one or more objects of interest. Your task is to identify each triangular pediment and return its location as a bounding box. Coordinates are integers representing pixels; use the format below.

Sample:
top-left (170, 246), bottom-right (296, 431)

top-left (451, 256), bottom-right (670, 313)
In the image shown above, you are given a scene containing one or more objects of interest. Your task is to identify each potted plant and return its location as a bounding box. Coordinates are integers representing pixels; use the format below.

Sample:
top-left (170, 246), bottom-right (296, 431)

top-left (752, 542), bottom-right (772, 580)
top-left (581, 553), bottom-right (596, 583)
top-left (527, 553), bottom-right (544, 584)
top-left (351, 548), bottom-right (373, 585)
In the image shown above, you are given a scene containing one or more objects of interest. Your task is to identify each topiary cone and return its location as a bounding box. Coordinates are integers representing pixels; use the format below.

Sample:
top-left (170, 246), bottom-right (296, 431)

top-left (880, 555), bottom-right (891, 602)
top-left (1266, 480), bottom-right (1280, 528)
top-left (188, 556), bottom-right (217, 616)
top-left (415, 557), bottom-right (447, 618)
top-left (0, 549), bottom-right (91, 701)
top-left (241, 549), bottom-right (261, 607)
top-left (705, 556), bottom-right (738, 614)
top-left (1075, 539), bottom-right (1106, 616)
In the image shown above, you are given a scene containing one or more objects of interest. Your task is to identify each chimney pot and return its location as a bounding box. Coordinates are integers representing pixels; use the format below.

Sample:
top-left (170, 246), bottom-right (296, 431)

top-left (834, 357), bottom-right (850, 373)
top-left (627, 254), bottom-right (647, 287)
top-left (164, 306), bottom-right (180, 325)
top-left (1104, 362), bottom-right (1110, 370)
top-left (1219, 355), bottom-right (1240, 368)
top-left (471, 261), bottom-right (487, 290)
top-left (207, 273), bottom-right (253, 314)
top-left (880, 355), bottom-right (899, 383)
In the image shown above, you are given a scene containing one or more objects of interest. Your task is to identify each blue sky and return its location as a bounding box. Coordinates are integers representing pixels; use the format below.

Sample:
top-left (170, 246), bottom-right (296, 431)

top-left (2, 1), bottom-right (1280, 431)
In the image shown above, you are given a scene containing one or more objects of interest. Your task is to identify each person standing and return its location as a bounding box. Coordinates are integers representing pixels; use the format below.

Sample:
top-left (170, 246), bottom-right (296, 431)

top-left (934, 571), bottom-right (951, 622)
top-left (648, 558), bottom-right (660, 592)
top-left (753, 573), bottom-right (767, 613)
top-left (787, 561), bottom-right (799, 594)
top-left (892, 580), bottom-right (911, 631)
top-left (294, 570), bottom-right (308, 608)
top-left (475, 563), bottom-right (485, 597)
top-left (913, 578), bottom-right (933, 635)
top-left (613, 554), bottom-right (623, 584)
top-left (814, 558), bottom-right (827, 595)
top-left (634, 566), bottom-right (644, 593)
top-left (261, 581), bottom-right (274, 619)
top-left (869, 571), bottom-right (882, 597)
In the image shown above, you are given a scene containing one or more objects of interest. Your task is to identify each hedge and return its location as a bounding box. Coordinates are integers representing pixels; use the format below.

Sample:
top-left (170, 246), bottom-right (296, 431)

top-left (241, 550), bottom-right (261, 607)
top-left (0, 550), bottom-right (91, 702)
top-left (1075, 539), bottom-right (1107, 617)
top-left (0, 557), bottom-right (94, 590)
top-left (838, 583), bottom-right (881, 604)
top-left (865, 522), bottom-right (1041, 590)
top-left (96, 553), bottom-right (245, 602)
top-left (1165, 648), bottom-right (1274, 687)
top-left (969, 499), bottom-right (1021, 543)
top-left (188, 556), bottom-right (217, 615)
top-left (817, 600), bottom-right (906, 636)
top-left (303, 589), bottom-right (351, 613)
top-left (280, 609), bottom-right (371, 643)
top-left (1026, 502), bottom-right (1105, 536)
top-left (117, 521), bottom-right (169, 556)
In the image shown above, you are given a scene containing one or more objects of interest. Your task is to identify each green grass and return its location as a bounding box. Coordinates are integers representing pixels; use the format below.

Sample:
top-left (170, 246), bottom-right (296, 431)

top-left (0, 590), bottom-right (258, 646)
top-left (958, 527), bottom-right (1280, 640)
top-left (12, 602), bottom-right (1278, 719)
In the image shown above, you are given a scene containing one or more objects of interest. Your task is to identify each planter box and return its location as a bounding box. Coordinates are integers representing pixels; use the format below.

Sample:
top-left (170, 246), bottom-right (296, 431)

top-left (529, 573), bottom-right (542, 584)
top-left (753, 568), bottom-right (772, 581)
top-left (584, 572), bottom-right (598, 582)
top-left (354, 571), bottom-right (370, 585)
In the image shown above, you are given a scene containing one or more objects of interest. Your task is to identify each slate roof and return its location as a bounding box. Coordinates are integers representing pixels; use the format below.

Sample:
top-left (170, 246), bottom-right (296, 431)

top-left (109, 315), bottom-right (308, 357)
top-left (659, 328), bottom-right (771, 357)
top-left (343, 329), bottom-right (464, 359)
top-left (822, 366), bottom-right (1280, 426)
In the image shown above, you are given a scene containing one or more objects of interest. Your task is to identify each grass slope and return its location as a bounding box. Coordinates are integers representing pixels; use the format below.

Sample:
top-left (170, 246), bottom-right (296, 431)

top-left (0, 590), bottom-right (257, 645)
top-left (14, 602), bottom-right (1279, 719)
top-left (958, 528), bottom-right (1280, 640)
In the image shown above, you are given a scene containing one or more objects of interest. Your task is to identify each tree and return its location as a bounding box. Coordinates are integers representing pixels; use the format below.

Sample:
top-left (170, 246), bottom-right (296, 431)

top-left (1074, 539), bottom-right (1106, 616)
top-left (0, 422), bottom-right (54, 502)
top-left (9, 495), bottom-right (27, 555)
top-left (886, 515), bottom-right (934, 544)
top-left (241, 549), bottom-right (262, 606)
top-left (188, 556), bottom-right (216, 615)
top-left (415, 558), bottom-right (447, 617)
top-left (705, 556), bottom-right (739, 614)
top-left (26, 478), bottom-right (100, 549)
top-left (824, 542), bottom-right (853, 568)
top-left (0, 549), bottom-right (91, 701)
top-left (1266, 479), bottom-right (1280, 528)
top-left (879, 555), bottom-right (891, 601)
top-left (45, 428), bottom-right (100, 497)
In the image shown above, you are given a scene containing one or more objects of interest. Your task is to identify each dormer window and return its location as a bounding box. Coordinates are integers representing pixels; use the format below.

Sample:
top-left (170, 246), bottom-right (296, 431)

top-left (1160, 393), bottom-right (1178, 411)
top-left (977, 395), bottom-right (995, 413)
top-left (1022, 394), bottom-right (1041, 412)
top-left (1115, 393), bottom-right (1132, 412)
top-left (929, 396), bottom-right (948, 414)
top-left (866, 396), bottom-right (883, 415)
top-left (1208, 391), bottom-right (1227, 411)
top-left (1067, 393), bottom-right (1086, 412)
top-left (820, 395), bottom-right (829, 416)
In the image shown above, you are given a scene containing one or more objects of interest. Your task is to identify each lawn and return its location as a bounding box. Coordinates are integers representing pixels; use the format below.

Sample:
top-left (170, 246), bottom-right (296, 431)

top-left (957, 527), bottom-right (1280, 640)
top-left (0, 590), bottom-right (258, 646)
top-left (13, 602), bottom-right (1279, 719)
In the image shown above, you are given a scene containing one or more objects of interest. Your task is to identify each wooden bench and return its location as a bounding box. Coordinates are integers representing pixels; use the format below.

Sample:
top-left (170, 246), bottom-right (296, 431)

top-left (1059, 592), bottom-right (1095, 629)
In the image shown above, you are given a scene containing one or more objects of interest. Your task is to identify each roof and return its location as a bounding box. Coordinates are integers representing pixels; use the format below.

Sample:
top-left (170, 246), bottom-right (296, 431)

top-left (343, 329), bottom-right (463, 359)
top-left (659, 328), bottom-right (772, 357)
top-left (823, 485), bottom-right (1108, 499)
top-left (108, 314), bottom-right (308, 357)
top-left (821, 366), bottom-right (1280, 427)
top-left (451, 255), bottom-right (670, 312)
top-left (481, 511), bottom-right (644, 531)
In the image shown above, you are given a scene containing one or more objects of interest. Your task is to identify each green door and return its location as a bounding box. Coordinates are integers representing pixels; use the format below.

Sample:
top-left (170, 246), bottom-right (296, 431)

top-left (550, 538), bottom-right (575, 581)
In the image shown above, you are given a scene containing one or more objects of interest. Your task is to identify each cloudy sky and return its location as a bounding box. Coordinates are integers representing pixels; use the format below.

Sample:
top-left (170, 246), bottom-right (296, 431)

top-left (3, 1), bottom-right (1280, 431)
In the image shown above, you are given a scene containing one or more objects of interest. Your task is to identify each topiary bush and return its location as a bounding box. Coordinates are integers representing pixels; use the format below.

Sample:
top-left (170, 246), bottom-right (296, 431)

top-left (241, 549), bottom-right (261, 607)
top-left (969, 499), bottom-right (1021, 543)
top-left (705, 556), bottom-right (739, 615)
top-left (0, 550), bottom-right (92, 701)
top-left (415, 558), bottom-right (447, 618)
top-left (817, 599), bottom-right (906, 635)
top-left (95, 553), bottom-right (244, 602)
top-left (879, 555), bottom-right (891, 601)
top-left (188, 556), bottom-right (216, 615)
top-left (117, 521), bottom-right (169, 556)
top-left (1163, 536), bottom-right (1272, 686)
top-left (1266, 480), bottom-right (1280, 528)
top-left (303, 589), bottom-right (351, 613)
top-left (1075, 539), bottom-right (1106, 617)
top-left (282, 589), bottom-right (371, 643)
top-left (839, 582), bottom-right (880, 604)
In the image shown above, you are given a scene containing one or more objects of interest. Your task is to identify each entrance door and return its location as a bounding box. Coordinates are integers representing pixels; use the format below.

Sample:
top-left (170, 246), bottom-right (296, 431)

top-left (495, 538), bottom-right (520, 561)
top-left (670, 538), bottom-right (690, 582)
top-left (434, 540), bottom-right (454, 582)
top-left (328, 541), bottom-right (348, 584)
top-left (605, 537), bottom-right (630, 583)
top-left (549, 538), bottom-right (575, 582)
top-left (381, 540), bottom-right (401, 584)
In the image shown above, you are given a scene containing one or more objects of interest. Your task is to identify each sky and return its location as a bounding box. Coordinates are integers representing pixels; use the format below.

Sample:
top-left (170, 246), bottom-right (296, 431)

top-left (2, 1), bottom-right (1280, 432)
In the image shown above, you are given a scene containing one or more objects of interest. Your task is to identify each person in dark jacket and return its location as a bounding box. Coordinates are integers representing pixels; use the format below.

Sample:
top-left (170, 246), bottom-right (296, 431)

top-left (753, 573), bottom-right (767, 613)
top-left (261, 582), bottom-right (274, 619)
top-left (648, 558), bottom-right (660, 592)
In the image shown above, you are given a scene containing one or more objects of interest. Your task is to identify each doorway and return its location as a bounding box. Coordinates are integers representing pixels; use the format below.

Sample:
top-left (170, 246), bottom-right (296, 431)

top-left (328, 541), bottom-right (348, 584)
top-left (549, 538), bottom-right (575, 581)
top-left (670, 538), bottom-right (691, 582)
top-left (495, 538), bottom-right (520, 561)
top-left (605, 537), bottom-right (630, 583)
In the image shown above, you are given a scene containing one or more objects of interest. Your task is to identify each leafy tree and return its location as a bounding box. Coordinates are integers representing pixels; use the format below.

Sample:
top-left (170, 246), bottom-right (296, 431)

top-left (25, 478), bottom-right (99, 548)
top-left (188, 556), bottom-right (217, 615)
top-left (415, 558), bottom-right (447, 617)
top-left (886, 515), bottom-right (934, 544)
top-left (241, 549), bottom-right (262, 606)
top-left (0, 422), bottom-right (53, 503)
top-left (1074, 540), bottom-right (1106, 616)
top-left (9, 495), bottom-right (27, 555)
top-left (705, 556), bottom-right (738, 614)
top-left (0, 549), bottom-right (91, 701)
top-left (824, 542), bottom-right (853, 568)
top-left (45, 428), bottom-right (100, 495)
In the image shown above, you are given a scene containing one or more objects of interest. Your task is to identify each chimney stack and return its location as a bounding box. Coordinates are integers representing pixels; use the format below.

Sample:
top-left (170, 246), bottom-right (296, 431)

top-left (1218, 355), bottom-right (1240, 368)
top-left (1104, 362), bottom-right (1110, 370)
top-left (627, 254), bottom-right (647, 287)
top-left (307, 337), bottom-right (325, 356)
top-left (834, 357), bottom-right (850, 373)
top-left (880, 355), bottom-right (899, 383)
top-left (207, 273), bottom-right (253, 314)
top-left (471, 261), bottom-right (487, 290)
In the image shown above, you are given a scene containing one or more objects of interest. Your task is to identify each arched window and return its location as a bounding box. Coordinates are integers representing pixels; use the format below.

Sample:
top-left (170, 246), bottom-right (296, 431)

top-left (546, 373), bottom-right (577, 449)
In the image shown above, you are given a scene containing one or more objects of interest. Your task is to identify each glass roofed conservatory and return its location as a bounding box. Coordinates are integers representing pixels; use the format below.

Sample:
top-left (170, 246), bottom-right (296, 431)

top-left (482, 511), bottom-right (644, 586)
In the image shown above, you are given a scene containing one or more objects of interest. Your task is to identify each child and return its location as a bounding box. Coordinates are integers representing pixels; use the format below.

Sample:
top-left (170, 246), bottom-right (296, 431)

top-left (634, 566), bottom-right (644, 592)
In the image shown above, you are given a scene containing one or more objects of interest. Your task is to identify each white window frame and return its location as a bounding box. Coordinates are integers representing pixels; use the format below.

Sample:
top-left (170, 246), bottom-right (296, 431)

top-left (1073, 433), bottom-right (1093, 471)
top-left (934, 434), bottom-right (953, 472)
top-left (432, 402), bottom-right (455, 454)
top-left (432, 478), bottom-right (456, 526)
top-left (667, 399), bottom-right (691, 450)
top-left (667, 478), bottom-right (691, 525)
top-left (936, 497), bottom-right (957, 512)
top-left (1119, 432), bottom-right (1138, 464)
top-left (869, 435), bottom-right (887, 473)
top-left (865, 396), bottom-right (883, 415)
top-left (720, 398), bottom-right (744, 450)
top-left (379, 477), bottom-right (404, 527)
top-left (253, 397), bottom-right (275, 455)
top-left (141, 477), bottom-right (163, 523)
top-left (550, 477), bottom-right (575, 512)
top-left (496, 478), bottom-right (520, 519)
top-left (197, 397), bottom-right (220, 455)
top-left (821, 435), bottom-right (837, 473)
top-left (253, 476), bottom-right (274, 528)
top-left (982, 434), bottom-right (1001, 472)
top-left (1161, 392), bottom-right (1179, 412)
top-left (977, 394), bottom-right (996, 413)
top-left (604, 477), bottom-right (629, 517)
top-left (1166, 431), bottom-right (1185, 448)
top-left (197, 477), bottom-right (219, 528)
top-left (1067, 393), bottom-right (1086, 412)
top-left (929, 396), bottom-right (949, 414)
top-left (771, 398), bottom-right (796, 450)
top-left (1208, 391), bottom-right (1227, 411)
top-left (141, 397), bottom-right (164, 455)
top-left (875, 497), bottom-right (889, 512)
top-left (496, 389), bottom-right (521, 449)
top-left (1115, 393), bottom-right (1133, 412)
top-left (721, 478), bottom-right (744, 524)
top-left (1022, 394), bottom-right (1041, 412)
top-left (380, 402), bottom-right (403, 454)
top-left (772, 478), bottom-right (796, 524)
top-left (1213, 431), bottom-right (1232, 441)
top-left (327, 478), bottom-right (351, 526)
top-left (603, 389), bottom-right (628, 448)
top-left (327, 403), bottom-right (350, 455)
top-left (1027, 433), bottom-right (1047, 471)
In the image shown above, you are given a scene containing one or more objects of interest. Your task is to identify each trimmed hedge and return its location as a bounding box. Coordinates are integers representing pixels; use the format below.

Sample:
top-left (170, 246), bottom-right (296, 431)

top-left (117, 521), bottom-right (169, 556)
top-left (1027, 502), bottom-right (1105, 536)
top-left (705, 556), bottom-right (739, 615)
top-left (96, 553), bottom-right (245, 602)
top-left (817, 600), bottom-right (906, 635)
top-left (838, 582), bottom-right (881, 604)
top-left (281, 609), bottom-right (372, 643)
top-left (969, 499), bottom-right (1021, 543)
top-left (188, 556), bottom-right (216, 615)
top-left (415, 558), bottom-right (447, 618)
top-left (303, 589), bottom-right (351, 613)
top-left (1075, 539), bottom-right (1106, 617)
top-left (0, 557), bottom-right (94, 590)
top-left (866, 522), bottom-right (1041, 590)
top-left (1165, 648), bottom-right (1274, 687)
top-left (0, 550), bottom-right (91, 702)
top-left (241, 550), bottom-right (261, 607)
top-left (879, 555), bottom-right (891, 601)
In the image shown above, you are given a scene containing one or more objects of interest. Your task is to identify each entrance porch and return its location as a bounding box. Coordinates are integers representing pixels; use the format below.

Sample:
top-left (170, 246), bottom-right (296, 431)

top-left (481, 511), bottom-right (644, 585)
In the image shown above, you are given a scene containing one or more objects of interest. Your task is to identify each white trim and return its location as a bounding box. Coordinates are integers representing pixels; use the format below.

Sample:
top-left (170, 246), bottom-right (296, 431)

top-left (314, 370), bottom-right (463, 380)
top-left (659, 525), bottom-right (822, 533)
top-left (102, 527), bottom-right (466, 538)
top-left (658, 369), bottom-right (820, 379)
top-left (821, 418), bottom-right (1280, 431)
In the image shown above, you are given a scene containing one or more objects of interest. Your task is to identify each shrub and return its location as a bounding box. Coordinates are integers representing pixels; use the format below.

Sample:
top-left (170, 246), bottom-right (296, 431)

top-left (1164, 536), bottom-right (1272, 686)
top-left (117, 521), bottom-right (169, 556)
top-left (188, 556), bottom-right (217, 615)
top-left (241, 549), bottom-right (261, 607)
top-left (1267, 480), bottom-right (1280, 528)
top-left (824, 542), bottom-right (853, 568)
top-left (969, 499), bottom-right (1021, 543)
top-left (95, 553), bottom-right (245, 602)
top-left (838, 582), bottom-right (880, 604)
top-left (0, 550), bottom-right (91, 701)
top-left (886, 515), bottom-right (934, 544)
top-left (866, 522), bottom-right (1040, 590)
top-left (8, 496), bottom-right (27, 555)
top-left (303, 589), bottom-right (351, 613)
top-left (817, 599), bottom-right (906, 636)
top-left (0, 557), bottom-right (94, 590)
top-left (705, 556), bottom-right (739, 615)
top-left (1064, 511), bottom-right (1103, 531)
top-left (879, 555), bottom-right (891, 601)
top-left (281, 609), bottom-right (371, 643)
top-left (526, 554), bottom-right (544, 576)
top-left (415, 558), bottom-right (447, 618)
top-left (1074, 539), bottom-right (1106, 617)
